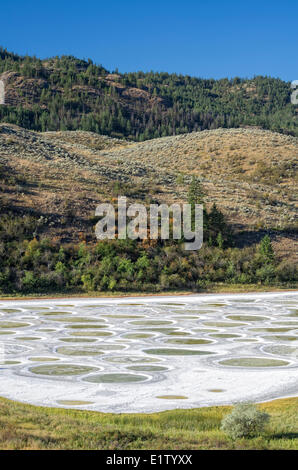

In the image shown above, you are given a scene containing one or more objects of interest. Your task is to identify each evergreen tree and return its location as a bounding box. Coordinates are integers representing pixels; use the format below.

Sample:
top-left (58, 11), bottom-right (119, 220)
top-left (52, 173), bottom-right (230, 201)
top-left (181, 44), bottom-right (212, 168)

top-left (216, 232), bottom-right (224, 249)
top-left (187, 176), bottom-right (205, 231)
top-left (258, 235), bottom-right (275, 264)
top-left (187, 176), bottom-right (205, 206)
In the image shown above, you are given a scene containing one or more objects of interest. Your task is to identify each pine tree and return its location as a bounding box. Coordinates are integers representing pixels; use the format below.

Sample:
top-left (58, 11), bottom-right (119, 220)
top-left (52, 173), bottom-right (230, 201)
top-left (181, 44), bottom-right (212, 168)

top-left (216, 231), bottom-right (224, 249)
top-left (187, 176), bottom-right (205, 231)
top-left (187, 176), bottom-right (205, 206)
top-left (258, 235), bottom-right (275, 264)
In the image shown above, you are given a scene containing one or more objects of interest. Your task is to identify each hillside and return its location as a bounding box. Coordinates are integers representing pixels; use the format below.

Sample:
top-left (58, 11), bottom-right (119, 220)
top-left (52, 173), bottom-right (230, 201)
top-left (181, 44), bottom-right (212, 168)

top-left (0, 48), bottom-right (297, 140)
top-left (0, 123), bottom-right (297, 261)
top-left (0, 396), bottom-right (297, 450)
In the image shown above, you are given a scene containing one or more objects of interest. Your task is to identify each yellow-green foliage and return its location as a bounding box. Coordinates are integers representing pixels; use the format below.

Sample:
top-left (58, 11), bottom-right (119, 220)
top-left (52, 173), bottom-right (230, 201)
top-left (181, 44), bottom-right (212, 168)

top-left (221, 403), bottom-right (270, 439)
top-left (0, 397), bottom-right (297, 450)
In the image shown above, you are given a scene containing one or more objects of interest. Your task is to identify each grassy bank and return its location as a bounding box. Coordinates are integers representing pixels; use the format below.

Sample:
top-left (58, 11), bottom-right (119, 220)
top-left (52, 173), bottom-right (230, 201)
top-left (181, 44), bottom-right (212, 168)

top-left (0, 396), bottom-right (297, 450)
top-left (0, 284), bottom-right (297, 301)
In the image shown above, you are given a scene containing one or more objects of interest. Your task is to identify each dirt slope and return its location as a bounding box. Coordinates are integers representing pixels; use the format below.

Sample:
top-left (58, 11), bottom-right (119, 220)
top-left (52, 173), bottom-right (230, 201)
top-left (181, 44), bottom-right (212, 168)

top-left (0, 124), bottom-right (297, 258)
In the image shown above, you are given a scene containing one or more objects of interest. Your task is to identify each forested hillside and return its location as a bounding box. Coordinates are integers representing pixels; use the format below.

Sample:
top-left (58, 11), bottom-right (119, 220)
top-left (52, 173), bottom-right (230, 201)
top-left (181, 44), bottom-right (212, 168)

top-left (0, 48), bottom-right (297, 140)
top-left (0, 49), bottom-right (297, 294)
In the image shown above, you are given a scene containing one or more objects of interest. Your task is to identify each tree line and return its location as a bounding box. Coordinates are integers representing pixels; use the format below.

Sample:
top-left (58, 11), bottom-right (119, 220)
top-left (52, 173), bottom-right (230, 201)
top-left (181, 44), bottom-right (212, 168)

top-left (0, 48), bottom-right (296, 140)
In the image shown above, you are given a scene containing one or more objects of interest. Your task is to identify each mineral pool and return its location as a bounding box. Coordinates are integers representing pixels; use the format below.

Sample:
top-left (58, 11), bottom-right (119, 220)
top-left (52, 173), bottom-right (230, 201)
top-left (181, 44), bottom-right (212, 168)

top-left (0, 292), bottom-right (297, 412)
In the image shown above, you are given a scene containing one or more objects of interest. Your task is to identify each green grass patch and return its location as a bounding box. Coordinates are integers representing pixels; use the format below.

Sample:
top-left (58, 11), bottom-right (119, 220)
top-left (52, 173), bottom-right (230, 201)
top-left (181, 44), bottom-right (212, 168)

top-left (0, 396), bottom-right (297, 449)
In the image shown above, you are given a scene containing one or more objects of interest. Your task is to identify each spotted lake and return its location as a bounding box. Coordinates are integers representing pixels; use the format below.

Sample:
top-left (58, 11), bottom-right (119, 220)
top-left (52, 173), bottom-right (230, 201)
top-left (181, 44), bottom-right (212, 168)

top-left (0, 292), bottom-right (297, 412)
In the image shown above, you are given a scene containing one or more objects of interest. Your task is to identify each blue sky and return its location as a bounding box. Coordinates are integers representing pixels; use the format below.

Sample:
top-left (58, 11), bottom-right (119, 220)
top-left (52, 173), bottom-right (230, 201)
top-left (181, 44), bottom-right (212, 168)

top-left (1, 0), bottom-right (297, 81)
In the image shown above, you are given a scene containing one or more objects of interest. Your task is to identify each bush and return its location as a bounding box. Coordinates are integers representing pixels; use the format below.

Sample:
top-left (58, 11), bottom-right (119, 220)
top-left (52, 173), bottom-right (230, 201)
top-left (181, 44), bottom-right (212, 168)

top-left (221, 403), bottom-right (270, 439)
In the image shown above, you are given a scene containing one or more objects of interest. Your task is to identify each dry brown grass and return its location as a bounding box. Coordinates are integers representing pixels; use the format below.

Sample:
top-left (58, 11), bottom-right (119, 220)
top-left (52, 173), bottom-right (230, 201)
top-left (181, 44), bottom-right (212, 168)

top-left (0, 124), bottom-right (297, 253)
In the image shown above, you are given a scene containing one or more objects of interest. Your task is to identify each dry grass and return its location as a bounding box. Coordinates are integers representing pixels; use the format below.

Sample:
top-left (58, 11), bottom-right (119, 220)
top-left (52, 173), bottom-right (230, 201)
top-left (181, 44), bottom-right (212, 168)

top-left (0, 124), bottom-right (297, 252)
top-left (0, 396), bottom-right (297, 450)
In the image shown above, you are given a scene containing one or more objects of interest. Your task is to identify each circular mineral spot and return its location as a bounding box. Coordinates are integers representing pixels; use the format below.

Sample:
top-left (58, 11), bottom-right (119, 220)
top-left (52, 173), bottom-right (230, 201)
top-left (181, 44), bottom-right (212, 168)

top-left (70, 331), bottom-right (113, 337)
top-left (83, 305), bottom-right (109, 308)
top-left (171, 309), bottom-right (193, 314)
top-left (0, 309), bottom-right (21, 313)
top-left (30, 364), bottom-right (98, 376)
top-left (43, 312), bottom-right (72, 316)
top-left (204, 303), bottom-right (227, 308)
top-left (0, 361), bottom-right (21, 365)
top-left (56, 346), bottom-right (104, 356)
top-left (166, 331), bottom-right (191, 336)
top-left (159, 303), bottom-right (186, 306)
top-left (48, 317), bottom-right (103, 323)
top-left (226, 315), bottom-right (269, 322)
top-left (165, 338), bottom-right (213, 345)
top-left (104, 355), bottom-right (161, 364)
top-left (229, 305), bottom-right (263, 311)
top-left (0, 322), bottom-right (30, 328)
top-left (95, 344), bottom-right (126, 351)
top-left (250, 327), bottom-right (295, 333)
top-left (193, 328), bottom-right (219, 333)
top-left (54, 305), bottom-right (75, 307)
top-left (67, 324), bottom-right (106, 329)
top-left (83, 373), bottom-right (148, 383)
top-left (285, 312), bottom-right (298, 318)
top-left (264, 335), bottom-right (298, 342)
top-left (210, 333), bottom-right (240, 338)
top-left (141, 327), bottom-right (179, 334)
top-left (203, 322), bottom-right (246, 327)
top-left (156, 395), bottom-right (188, 399)
top-left (219, 357), bottom-right (289, 367)
top-left (129, 320), bottom-right (174, 326)
top-left (173, 316), bottom-right (200, 320)
top-left (122, 333), bottom-right (155, 339)
top-left (127, 365), bottom-right (168, 372)
top-left (57, 400), bottom-right (94, 406)
top-left (187, 310), bottom-right (216, 314)
top-left (29, 357), bottom-right (60, 362)
top-left (26, 307), bottom-right (50, 310)
top-left (58, 337), bottom-right (97, 343)
top-left (262, 345), bottom-right (298, 357)
top-left (38, 329), bottom-right (57, 332)
top-left (144, 348), bottom-right (215, 356)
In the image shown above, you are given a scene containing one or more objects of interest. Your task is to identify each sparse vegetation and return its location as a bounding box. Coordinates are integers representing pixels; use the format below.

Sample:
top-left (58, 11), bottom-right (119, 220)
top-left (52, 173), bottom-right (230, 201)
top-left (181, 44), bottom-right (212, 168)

top-left (0, 126), bottom-right (297, 296)
top-left (221, 403), bottom-right (270, 439)
top-left (0, 124), bottom-right (297, 251)
top-left (0, 222), bottom-right (296, 295)
top-left (0, 397), bottom-right (296, 450)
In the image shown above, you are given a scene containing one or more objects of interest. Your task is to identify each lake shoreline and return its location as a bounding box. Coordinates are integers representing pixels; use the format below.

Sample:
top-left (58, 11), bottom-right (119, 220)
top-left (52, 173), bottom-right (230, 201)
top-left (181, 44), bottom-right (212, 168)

top-left (0, 291), bottom-right (297, 414)
top-left (0, 284), bottom-right (297, 301)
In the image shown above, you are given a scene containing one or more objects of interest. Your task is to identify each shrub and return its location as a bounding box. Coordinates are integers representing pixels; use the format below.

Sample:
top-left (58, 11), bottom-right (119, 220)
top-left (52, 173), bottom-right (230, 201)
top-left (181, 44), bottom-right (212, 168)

top-left (221, 403), bottom-right (270, 439)
top-left (256, 264), bottom-right (276, 284)
top-left (257, 235), bottom-right (275, 264)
